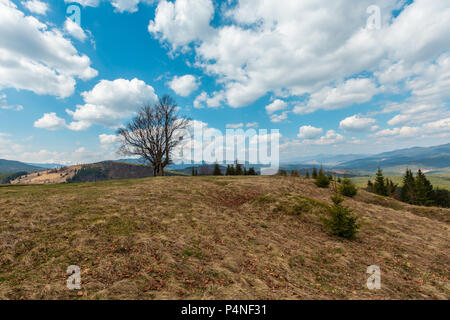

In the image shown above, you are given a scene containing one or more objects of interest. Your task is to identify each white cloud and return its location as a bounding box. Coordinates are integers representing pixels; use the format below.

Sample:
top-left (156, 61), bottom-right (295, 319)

top-left (422, 118), bottom-right (450, 134)
top-left (339, 114), bottom-right (376, 132)
top-left (306, 130), bottom-right (345, 145)
top-left (65, 78), bottom-right (158, 130)
top-left (294, 78), bottom-right (379, 114)
top-left (64, 18), bottom-right (87, 42)
top-left (150, 0), bottom-right (450, 115)
top-left (270, 111), bottom-right (288, 123)
top-left (168, 75), bottom-right (199, 97)
top-left (265, 99), bottom-right (287, 114)
top-left (99, 133), bottom-right (120, 145)
top-left (34, 113), bottom-right (67, 130)
top-left (65, 0), bottom-right (154, 13)
top-left (226, 123), bottom-right (244, 129)
top-left (193, 91), bottom-right (225, 108)
top-left (148, 0), bottom-right (214, 50)
top-left (0, 93), bottom-right (23, 111)
top-left (0, 1), bottom-right (97, 98)
top-left (21, 0), bottom-right (48, 15)
top-left (297, 125), bottom-right (323, 139)
top-left (246, 122), bottom-right (258, 128)
top-left (374, 117), bottom-right (450, 141)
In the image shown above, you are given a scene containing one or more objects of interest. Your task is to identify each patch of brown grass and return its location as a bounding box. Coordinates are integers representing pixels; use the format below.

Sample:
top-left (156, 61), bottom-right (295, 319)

top-left (0, 176), bottom-right (448, 300)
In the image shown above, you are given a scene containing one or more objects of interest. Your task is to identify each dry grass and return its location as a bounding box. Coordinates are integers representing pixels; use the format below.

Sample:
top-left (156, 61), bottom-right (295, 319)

top-left (0, 176), bottom-right (448, 300)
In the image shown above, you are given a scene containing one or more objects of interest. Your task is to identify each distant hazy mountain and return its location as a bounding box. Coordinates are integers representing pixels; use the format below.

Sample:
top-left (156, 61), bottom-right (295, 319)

top-left (335, 143), bottom-right (450, 172)
top-left (283, 154), bottom-right (369, 166)
top-left (25, 162), bottom-right (64, 169)
top-left (0, 159), bottom-right (44, 174)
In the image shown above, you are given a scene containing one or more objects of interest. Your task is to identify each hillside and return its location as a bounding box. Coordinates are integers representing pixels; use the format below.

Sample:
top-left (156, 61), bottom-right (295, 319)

top-left (336, 143), bottom-right (450, 172)
top-left (0, 159), bottom-right (44, 174)
top-left (0, 176), bottom-right (448, 299)
top-left (8, 161), bottom-right (154, 185)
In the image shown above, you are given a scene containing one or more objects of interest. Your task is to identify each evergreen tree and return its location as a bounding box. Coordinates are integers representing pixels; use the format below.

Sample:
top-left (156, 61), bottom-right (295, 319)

top-left (339, 177), bottom-right (357, 197)
top-left (322, 195), bottom-right (360, 239)
top-left (400, 169), bottom-right (415, 203)
top-left (248, 167), bottom-right (256, 175)
top-left (305, 170), bottom-right (310, 179)
top-left (290, 170), bottom-right (299, 177)
top-left (213, 162), bottom-right (222, 176)
top-left (414, 169), bottom-right (434, 206)
top-left (432, 188), bottom-right (450, 208)
top-left (315, 166), bottom-right (330, 188)
top-left (373, 168), bottom-right (387, 196)
top-left (312, 168), bottom-right (318, 179)
top-left (367, 180), bottom-right (374, 192)
top-left (235, 161), bottom-right (243, 175)
top-left (243, 167), bottom-right (247, 175)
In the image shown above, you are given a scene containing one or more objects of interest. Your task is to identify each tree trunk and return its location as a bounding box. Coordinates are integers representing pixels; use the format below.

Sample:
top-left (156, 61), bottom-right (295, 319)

top-left (154, 163), bottom-right (164, 176)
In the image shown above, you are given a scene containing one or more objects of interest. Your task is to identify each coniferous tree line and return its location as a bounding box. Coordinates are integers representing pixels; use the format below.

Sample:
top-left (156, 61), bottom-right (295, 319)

top-left (224, 161), bottom-right (257, 176)
top-left (367, 168), bottom-right (449, 207)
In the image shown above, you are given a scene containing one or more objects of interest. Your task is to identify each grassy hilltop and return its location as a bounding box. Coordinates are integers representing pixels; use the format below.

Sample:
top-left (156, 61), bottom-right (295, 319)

top-left (0, 176), bottom-right (448, 299)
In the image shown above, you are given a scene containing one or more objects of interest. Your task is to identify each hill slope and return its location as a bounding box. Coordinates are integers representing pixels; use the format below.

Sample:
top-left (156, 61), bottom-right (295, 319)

top-left (9, 161), bottom-right (154, 184)
top-left (0, 176), bottom-right (448, 299)
top-left (0, 159), bottom-right (44, 174)
top-left (336, 143), bottom-right (450, 172)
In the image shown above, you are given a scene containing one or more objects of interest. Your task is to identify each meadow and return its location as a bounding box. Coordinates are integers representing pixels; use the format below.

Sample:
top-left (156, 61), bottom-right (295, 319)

top-left (0, 176), bottom-right (448, 299)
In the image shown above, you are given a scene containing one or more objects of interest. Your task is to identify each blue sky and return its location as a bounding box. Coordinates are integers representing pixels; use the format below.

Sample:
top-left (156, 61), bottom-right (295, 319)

top-left (0, 0), bottom-right (449, 164)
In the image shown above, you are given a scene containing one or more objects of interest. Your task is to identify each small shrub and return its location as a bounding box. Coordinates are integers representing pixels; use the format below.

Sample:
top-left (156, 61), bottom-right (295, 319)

top-left (278, 170), bottom-right (287, 176)
top-left (290, 170), bottom-right (299, 177)
top-left (315, 167), bottom-right (330, 188)
top-left (322, 195), bottom-right (359, 239)
top-left (339, 178), bottom-right (358, 197)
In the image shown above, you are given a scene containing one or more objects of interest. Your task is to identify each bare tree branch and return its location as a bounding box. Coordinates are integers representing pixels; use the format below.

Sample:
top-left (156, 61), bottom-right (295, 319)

top-left (117, 95), bottom-right (189, 176)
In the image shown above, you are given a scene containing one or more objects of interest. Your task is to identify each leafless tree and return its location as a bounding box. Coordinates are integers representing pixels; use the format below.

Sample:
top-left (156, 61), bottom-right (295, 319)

top-left (117, 95), bottom-right (189, 176)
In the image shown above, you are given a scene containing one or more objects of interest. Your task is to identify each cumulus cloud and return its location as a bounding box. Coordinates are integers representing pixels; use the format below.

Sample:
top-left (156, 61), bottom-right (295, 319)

top-left (294, 78), bottom-right (380, 114)
top-left (374, 118), bottom-right (450, 139)
top-left (99, 133), bottom-right (120, 145)
top-left (305, 130), bottom-right (345, 145)
top-left (339, 114), bottom-right (376, 132)
top-left (168, 75), bottom-right (199, 97)
top-left (65, 78), bottom-right (158, 130)
top-left (21, 0), bottom-right (48, 15)
top-left (149, 0), bottom-right (450, 115)
top-left (265, 99), bottom-right (288, 114)
top-left (297, 125), bottom-right (323, 139)
top-left (65, 0), bottom-right (154, 13)
top-left (63, 18), bottom-right (87, 42)
top-left (193, 91), bottom-right (225, 108)
top-left (270, 111), bottom-right (288, 123)
top-left (0, 0), bottom-right (97, 98)
top-left (34, 113), bottom-right (67, 130)
top-left (148, 0), bottom-right (214, 50)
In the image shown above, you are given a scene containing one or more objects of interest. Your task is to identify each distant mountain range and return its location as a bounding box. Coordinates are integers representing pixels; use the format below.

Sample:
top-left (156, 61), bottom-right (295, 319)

top-left (1, 143), bottom-right (449, 175)
top-left (335, 143), bottom-right (450, 172)
top-left (0, 159), bottom-right (44, 174)
top-left (25, 162), bottom-right (64, 169)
